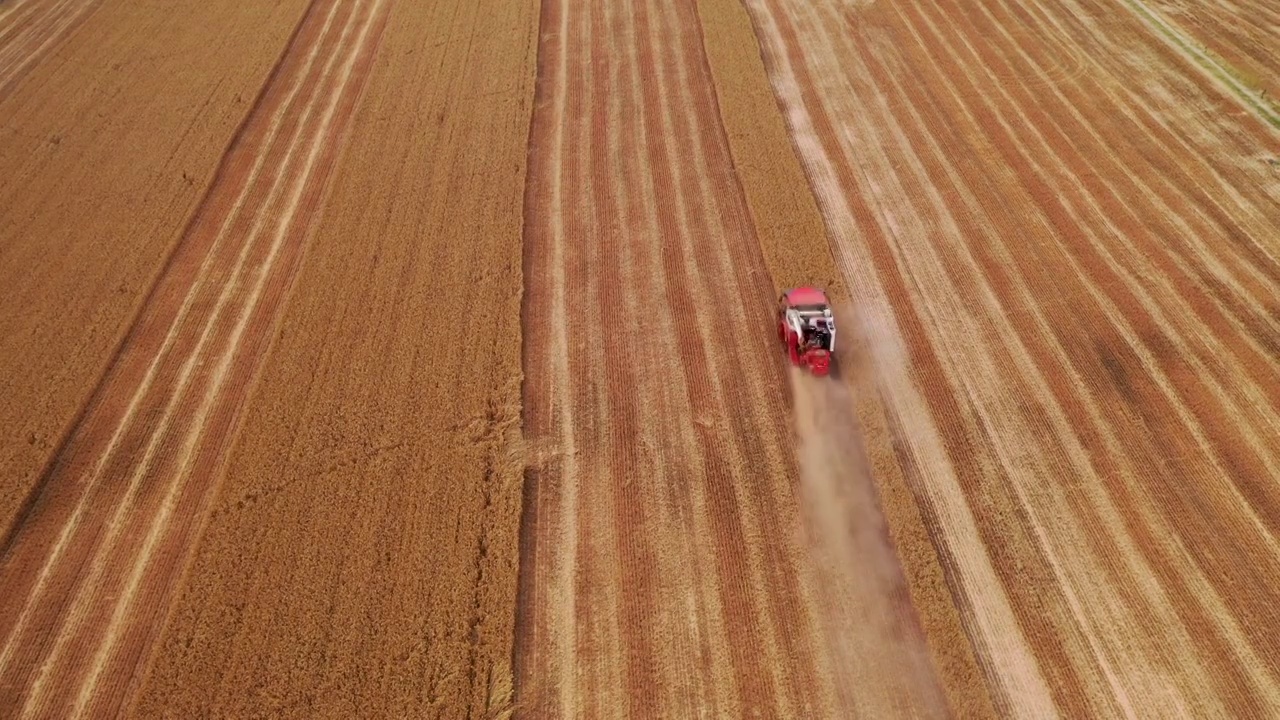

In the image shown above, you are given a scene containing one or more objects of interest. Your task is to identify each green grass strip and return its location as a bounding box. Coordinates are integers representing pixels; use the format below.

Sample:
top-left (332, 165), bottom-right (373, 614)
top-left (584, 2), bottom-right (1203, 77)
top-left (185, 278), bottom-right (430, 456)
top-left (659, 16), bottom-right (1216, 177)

top-left (1117, 0), bottom-right (1280, 132)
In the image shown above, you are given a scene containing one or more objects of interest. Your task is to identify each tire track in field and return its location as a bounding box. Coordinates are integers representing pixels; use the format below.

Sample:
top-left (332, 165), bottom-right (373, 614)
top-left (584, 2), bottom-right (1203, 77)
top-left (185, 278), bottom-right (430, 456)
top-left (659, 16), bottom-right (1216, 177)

top-left (0, 1), bottom-right (388, 716)
top-left (788, 360), bottom-right (949, 717)
top-left (855, 0), bottom-right (1274, 702)
top-left (1021, 0), bottom-right (1280, 311)
top-left (1006, 0), bottom-right (1280, 359)
top-left (0, 0), bottom-right (102, 98)
top-left (515, 0), bottom-right (945, 714)
top-left (742, 0), bottom-right (1280, 714)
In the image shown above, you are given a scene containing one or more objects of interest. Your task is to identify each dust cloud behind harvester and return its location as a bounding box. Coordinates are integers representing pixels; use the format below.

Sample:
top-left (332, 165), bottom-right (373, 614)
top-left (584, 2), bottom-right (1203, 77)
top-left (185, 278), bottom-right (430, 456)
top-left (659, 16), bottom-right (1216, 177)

top-left (787, 329), bottom-right (950, 718)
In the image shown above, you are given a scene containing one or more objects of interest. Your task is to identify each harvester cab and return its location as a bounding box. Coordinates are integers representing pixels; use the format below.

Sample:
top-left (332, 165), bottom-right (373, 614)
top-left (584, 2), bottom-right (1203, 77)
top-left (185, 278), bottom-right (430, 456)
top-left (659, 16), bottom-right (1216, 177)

top-left (777, 286), bottom-right (836, 377)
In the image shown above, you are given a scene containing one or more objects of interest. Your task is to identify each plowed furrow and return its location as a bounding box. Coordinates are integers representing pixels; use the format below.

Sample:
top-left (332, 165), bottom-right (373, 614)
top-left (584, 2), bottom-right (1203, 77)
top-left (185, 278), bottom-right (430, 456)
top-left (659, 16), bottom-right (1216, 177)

top-left (0, 1), bottom-right (388, 716)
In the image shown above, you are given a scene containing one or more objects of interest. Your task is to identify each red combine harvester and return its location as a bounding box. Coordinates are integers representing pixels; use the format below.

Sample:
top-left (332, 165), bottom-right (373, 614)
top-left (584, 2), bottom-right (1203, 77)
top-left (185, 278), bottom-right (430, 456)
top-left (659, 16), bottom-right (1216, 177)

top-left (777, 286), bottom-right (836, 376)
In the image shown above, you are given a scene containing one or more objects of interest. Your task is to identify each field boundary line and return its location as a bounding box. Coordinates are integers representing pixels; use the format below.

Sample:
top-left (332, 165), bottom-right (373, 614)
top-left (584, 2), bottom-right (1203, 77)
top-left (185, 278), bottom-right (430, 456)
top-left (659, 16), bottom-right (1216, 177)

top-left (509, 0), bottom-right (553, 707)
top-left (1114, 0), bottom-right (1280, 132)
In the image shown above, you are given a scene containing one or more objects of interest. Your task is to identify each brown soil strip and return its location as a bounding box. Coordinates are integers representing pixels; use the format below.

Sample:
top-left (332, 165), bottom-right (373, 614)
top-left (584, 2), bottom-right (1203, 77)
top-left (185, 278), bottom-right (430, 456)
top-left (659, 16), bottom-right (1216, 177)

top-left (129, 0), bottom-right (539, 715)
top-left (0, 0), bottom-right (311, 541)
top-left (0, 1), bottom-right (388, 716)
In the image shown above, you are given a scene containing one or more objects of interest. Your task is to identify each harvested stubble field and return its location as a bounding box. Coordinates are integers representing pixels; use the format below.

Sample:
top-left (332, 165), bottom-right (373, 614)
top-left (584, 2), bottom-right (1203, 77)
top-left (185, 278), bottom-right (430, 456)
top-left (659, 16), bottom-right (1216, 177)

top-left (1140, 0), bottom-right (1280, 104)
top-left (0, 0), bottom-right (1278, 717)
